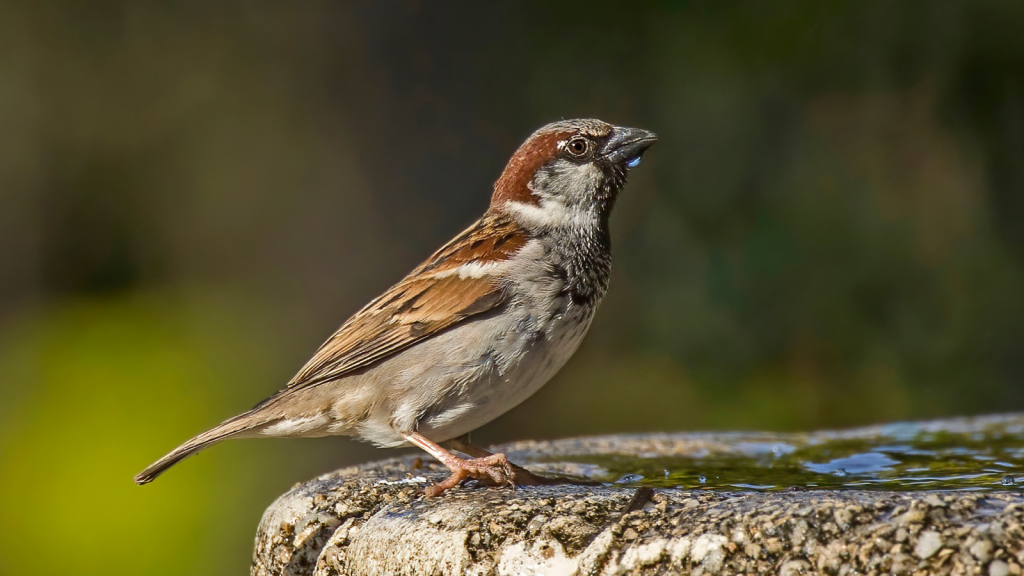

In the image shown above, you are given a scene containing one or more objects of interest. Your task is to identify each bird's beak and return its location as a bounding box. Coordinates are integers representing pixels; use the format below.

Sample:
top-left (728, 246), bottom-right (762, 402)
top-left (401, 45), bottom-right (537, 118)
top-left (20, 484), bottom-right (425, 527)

top-left (600, 126), bottom-right (658, 167)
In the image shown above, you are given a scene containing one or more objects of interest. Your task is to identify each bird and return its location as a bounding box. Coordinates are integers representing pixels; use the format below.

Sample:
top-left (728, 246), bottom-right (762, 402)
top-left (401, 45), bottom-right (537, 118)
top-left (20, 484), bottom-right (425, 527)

top-left (134, 118), bottom-right (657, 496)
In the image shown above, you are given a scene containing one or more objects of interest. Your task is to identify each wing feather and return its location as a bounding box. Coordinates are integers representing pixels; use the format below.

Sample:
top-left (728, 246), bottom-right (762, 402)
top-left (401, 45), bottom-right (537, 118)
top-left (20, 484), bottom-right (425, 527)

top-left (283, 212), bottom-right (528, 391)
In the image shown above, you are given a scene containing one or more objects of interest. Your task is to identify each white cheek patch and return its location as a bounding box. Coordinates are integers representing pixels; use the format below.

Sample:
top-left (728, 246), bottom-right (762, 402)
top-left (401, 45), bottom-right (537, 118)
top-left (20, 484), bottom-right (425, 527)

top-left (505, 198), bottom-right (600, 230)
top-left (571, 163), bottom-right (605, 195)
top-left (504, 159), bottom-right (606, 229)
top-left (505, 199), bottom-right (565, 228)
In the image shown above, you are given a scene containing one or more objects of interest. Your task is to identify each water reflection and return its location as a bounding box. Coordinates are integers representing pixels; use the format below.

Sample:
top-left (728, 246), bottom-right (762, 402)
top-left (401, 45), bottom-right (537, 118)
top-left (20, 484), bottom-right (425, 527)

top-left (536, 416), bottom-right (1024, 492)
top-left (804, 452), bottom-right (899, 475)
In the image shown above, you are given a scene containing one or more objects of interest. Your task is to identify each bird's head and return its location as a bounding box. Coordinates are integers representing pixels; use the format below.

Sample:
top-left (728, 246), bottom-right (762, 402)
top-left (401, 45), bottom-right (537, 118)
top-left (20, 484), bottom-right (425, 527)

top-left (491, 119), bottom-right (657, 230)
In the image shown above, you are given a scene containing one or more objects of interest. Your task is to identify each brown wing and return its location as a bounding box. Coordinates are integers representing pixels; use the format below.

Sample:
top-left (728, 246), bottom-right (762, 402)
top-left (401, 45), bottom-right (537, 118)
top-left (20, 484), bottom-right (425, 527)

top-left (285, 212), bottom-right (529, 390)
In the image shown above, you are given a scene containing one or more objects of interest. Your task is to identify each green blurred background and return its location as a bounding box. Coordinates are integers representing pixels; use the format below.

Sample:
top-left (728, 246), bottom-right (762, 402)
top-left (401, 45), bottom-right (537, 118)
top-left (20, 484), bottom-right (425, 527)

top-left (2, 1), bottom-right (1023, 573)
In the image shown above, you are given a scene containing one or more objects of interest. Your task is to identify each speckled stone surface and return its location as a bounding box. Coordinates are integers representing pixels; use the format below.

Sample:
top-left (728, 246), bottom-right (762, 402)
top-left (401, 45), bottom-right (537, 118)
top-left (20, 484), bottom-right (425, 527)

top-left (252, 416), bottom-right (1024, 576)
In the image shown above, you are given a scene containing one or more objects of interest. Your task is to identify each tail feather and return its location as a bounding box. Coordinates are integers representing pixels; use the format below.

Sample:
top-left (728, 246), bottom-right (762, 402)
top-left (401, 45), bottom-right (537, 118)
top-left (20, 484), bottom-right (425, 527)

top-left (134, 412), bottom-right (262, 485)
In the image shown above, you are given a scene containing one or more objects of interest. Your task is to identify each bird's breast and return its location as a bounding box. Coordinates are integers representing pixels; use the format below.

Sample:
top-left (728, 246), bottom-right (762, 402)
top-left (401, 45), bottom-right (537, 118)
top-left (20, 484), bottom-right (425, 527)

top-left (349, 235), bottom-right (611, 447)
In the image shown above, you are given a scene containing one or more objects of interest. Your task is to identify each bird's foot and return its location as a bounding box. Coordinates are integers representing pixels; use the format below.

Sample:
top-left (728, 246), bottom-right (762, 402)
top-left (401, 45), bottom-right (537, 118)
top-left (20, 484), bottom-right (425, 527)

top-left (425, 453), bottom-right (546, 497)
top-left (402, 431), bottom-right (563, 496)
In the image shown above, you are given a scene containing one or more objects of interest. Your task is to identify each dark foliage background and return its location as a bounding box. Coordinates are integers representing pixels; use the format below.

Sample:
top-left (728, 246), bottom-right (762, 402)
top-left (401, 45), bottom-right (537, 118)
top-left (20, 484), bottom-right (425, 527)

top-left (1, 1), bottom-right (1022, 573)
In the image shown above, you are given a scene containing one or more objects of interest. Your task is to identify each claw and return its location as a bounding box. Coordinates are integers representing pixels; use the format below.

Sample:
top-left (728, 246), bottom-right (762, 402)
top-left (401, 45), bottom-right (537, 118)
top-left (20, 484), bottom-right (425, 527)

top-left (402, 431), bottom-right (569, 497)
top-left (425, 453), bottom-right (518, 497)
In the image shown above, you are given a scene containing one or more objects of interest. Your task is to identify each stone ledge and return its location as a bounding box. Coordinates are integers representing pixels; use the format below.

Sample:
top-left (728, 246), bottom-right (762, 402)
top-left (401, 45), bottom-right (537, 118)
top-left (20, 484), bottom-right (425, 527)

top-left (252, 429), bottom-right (1024, 575)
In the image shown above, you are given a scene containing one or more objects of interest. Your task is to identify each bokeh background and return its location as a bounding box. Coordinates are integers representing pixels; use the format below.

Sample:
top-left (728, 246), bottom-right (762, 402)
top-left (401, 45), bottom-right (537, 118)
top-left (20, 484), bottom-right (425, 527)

top-left (2, 1), bottom-right (1023, 574)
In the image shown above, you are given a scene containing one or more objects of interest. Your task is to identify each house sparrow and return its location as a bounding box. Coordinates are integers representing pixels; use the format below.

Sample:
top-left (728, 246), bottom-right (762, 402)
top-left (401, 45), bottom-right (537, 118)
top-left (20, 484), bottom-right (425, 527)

top-left (135, 119), bottom-right (657, 496)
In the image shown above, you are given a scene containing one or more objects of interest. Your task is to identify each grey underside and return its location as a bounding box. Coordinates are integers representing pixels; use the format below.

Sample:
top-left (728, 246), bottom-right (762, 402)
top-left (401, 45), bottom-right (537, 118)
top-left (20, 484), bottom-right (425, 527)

top-left (246, 278), bottom-right (597, 448)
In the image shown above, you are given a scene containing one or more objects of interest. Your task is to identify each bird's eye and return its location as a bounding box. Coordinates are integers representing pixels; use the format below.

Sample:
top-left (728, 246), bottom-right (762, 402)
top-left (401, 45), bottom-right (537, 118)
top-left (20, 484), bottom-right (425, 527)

top-left (565, 137), bottom-right (591, 158)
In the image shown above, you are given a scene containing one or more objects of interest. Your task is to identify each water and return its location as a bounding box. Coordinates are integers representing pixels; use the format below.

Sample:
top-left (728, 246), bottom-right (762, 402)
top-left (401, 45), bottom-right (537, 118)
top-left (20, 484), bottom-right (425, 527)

top-left (537, 416), bottom-right (1024, 492)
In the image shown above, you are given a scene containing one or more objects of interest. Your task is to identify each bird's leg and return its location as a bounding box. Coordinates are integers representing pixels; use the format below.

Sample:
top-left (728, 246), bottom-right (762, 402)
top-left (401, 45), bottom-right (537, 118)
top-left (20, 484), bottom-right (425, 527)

top-left (444, 433), bottom-right (495, 458)
top-left (403, 431), bottom-right (538, 497)
top-left (446, 433), bottom-right (556, 487)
